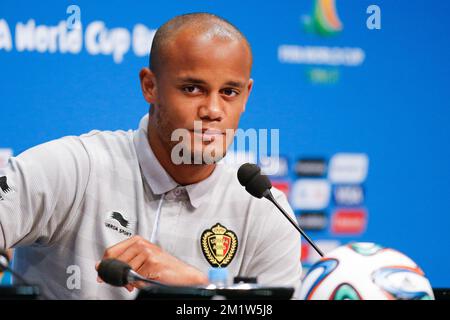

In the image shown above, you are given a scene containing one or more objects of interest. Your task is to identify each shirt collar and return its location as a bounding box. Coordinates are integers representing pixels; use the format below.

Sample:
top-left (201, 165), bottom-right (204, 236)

top-left (133, 114), bottom-right (224, 209)
top-left (184, 163), bottom-right (224, 208)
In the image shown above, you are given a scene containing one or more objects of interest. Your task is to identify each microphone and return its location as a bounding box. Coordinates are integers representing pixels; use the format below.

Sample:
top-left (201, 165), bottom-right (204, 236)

top-left (98, 258), bottom-right (295, 300)
top-left (237, 163), bottom-right (324, 257)
top-left (0, 249), bottom-right (33, 285)
top-left (97, 259), bottom-right (168, 287)
top-left (98, 259), bottom-right (219, 299)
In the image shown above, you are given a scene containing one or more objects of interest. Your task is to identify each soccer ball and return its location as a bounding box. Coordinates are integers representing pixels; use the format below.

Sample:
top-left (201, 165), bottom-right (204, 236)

top-left (299, 242), bottom-right (434, 300)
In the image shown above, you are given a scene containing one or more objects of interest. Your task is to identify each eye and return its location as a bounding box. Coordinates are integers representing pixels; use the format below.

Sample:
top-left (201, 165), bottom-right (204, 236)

top-left (183, 85), bottom-right (201, 94)
top-left (221, 88), bottom-right (239, 97)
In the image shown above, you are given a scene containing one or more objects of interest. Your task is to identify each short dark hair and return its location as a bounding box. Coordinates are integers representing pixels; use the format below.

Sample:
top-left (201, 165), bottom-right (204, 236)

top-left (149, 13), bottom-right (252, 74)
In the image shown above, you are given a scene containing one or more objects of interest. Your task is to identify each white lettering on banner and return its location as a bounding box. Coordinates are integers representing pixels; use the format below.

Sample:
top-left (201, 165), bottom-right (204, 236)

top-left (15, 19), bottom-right (82, 54)
top-left (132, 24), bottom-right (156, 57)
top-left (0, 19), bottom-right (12, 51)
top-left (278, 45), bottom-right (365, 66)
top-left (85, 21), bottom-right (130, 63)
top-left (0, 18), bottom-right (158, 64)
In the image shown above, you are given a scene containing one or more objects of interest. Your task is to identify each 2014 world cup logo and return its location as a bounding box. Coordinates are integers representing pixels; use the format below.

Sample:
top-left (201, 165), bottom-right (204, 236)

top-left (303, 0), bottom-right (343, 36)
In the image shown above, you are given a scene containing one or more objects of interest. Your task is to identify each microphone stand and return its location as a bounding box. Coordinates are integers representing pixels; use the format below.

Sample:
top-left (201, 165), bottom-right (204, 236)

top-left (263, 190), bottom-right (324, 257)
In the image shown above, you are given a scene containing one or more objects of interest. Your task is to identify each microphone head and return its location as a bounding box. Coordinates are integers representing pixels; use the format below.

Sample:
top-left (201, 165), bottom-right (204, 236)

top-left (237, 163), bottom-right (272, 198)
top-left (98, 259), bottom-right (131, 287)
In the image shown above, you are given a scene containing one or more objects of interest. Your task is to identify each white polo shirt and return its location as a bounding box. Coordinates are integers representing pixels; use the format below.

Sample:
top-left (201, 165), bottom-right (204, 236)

top-left (0, 115), bottom-right (301, 299)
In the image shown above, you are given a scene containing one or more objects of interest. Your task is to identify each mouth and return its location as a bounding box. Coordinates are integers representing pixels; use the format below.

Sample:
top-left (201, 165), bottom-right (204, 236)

top-left (190, 129), bottom-right (224, 142)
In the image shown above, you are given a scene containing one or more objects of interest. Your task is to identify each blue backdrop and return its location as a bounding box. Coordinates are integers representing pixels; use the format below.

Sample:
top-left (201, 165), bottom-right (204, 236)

top-left (1, 0), bottom-right (449, 288)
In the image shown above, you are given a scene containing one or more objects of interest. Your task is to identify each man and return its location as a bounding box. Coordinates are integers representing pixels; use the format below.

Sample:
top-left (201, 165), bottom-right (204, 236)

top-left (0, 13), bottom-right (301, 299)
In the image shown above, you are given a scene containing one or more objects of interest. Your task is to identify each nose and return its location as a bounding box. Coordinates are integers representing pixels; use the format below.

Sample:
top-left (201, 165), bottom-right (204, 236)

top-left (198, 93), bottom-right (224, 122)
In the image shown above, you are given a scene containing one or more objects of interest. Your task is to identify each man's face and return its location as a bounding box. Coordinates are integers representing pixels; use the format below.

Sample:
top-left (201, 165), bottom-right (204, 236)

top-left (143, 31), bottom-right (253, 164)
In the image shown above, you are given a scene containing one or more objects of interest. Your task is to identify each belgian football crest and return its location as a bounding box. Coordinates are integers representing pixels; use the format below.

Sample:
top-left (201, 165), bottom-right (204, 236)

top-left (201, 223), bottom-right (238, 268)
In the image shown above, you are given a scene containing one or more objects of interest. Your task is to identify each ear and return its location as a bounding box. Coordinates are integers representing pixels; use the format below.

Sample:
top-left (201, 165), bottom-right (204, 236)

top-left (139, 68), bottom-right (157, 104)
top-left (242, 78), bottom-right (254, 112)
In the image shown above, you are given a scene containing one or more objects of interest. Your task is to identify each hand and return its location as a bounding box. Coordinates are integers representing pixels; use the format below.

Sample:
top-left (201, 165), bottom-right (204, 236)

top-left (95, 235), bottom-right (208, 292)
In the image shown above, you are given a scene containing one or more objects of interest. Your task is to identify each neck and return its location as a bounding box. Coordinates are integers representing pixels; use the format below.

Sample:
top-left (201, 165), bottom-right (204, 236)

top-left (147, 125), bottom-right (216, 186)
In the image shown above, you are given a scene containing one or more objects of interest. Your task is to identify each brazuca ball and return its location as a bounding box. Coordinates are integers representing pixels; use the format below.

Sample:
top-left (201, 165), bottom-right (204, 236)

top-left (299, 242), bottom-right (434, 300)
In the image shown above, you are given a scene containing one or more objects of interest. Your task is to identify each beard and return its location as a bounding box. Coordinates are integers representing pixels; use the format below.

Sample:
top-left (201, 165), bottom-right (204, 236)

top-left (154, 105), bottom-right (233, 165)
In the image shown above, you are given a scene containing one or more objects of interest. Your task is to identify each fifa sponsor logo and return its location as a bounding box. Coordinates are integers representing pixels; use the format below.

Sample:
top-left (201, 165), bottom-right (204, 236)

top-left (333, 185), bottom-right (364, 207)
top-left (328, 153), bottom-right (369, 184)
top-left (271, 180), bottom-right (290, 197)
top-left (331, 209), bottom-right (367, 234)
top-left (296, 211), bottom-right (328, 231)
top-left (290, 179), bottom-right (331, 210)
top-left (295, 158), bottom-right (327, 177)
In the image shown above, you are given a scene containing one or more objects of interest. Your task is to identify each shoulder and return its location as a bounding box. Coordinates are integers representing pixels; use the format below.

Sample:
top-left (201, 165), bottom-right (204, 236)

top-left (16, 134), bottom-right (88, 166)
top-left (13, 129), bottom-right (136, 176)
top-left (77, 129), bottom-right (136, 162)
top-left (79, 129), bottom-right (134, 152)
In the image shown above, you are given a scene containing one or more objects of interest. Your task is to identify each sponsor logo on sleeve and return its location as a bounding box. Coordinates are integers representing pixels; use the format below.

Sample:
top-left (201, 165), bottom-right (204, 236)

top-left (104, 211), bottom-right (135, 238)
top-left (0, 176), bottom-right (13, 201)
top-left (0, 176), bottom-right (12, 194)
